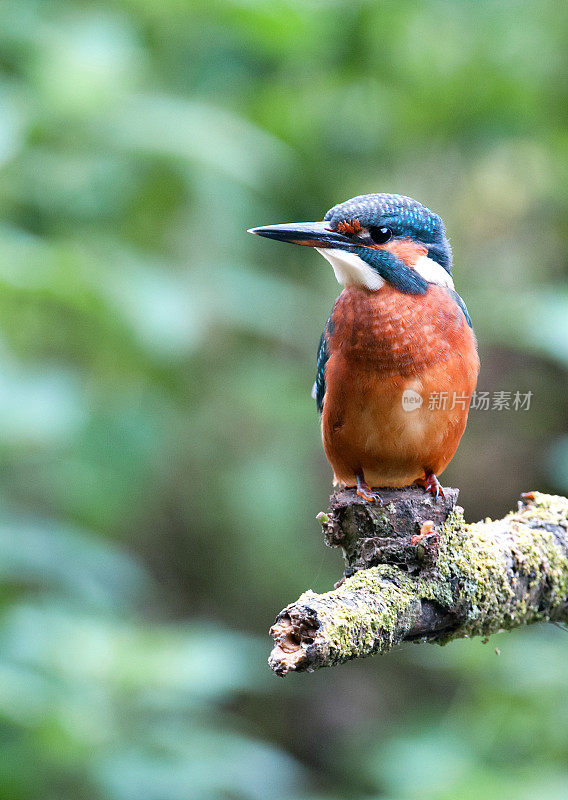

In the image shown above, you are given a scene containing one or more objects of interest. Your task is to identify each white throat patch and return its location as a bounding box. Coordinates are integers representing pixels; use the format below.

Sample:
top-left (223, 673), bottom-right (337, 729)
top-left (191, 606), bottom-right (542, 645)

top-left (315, 248), bottom-right (385, 291)
top-left (413, 254), bottom-right (454, 288)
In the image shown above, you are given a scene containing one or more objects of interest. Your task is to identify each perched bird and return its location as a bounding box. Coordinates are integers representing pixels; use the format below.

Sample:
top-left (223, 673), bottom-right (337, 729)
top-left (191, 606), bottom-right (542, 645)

top-left (249, 193), bottom-right (479, 502)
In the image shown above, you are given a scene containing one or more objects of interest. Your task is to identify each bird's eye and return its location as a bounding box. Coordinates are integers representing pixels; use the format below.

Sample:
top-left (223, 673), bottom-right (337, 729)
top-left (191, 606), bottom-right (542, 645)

top-left (368, 225), bottom-right (393, 245)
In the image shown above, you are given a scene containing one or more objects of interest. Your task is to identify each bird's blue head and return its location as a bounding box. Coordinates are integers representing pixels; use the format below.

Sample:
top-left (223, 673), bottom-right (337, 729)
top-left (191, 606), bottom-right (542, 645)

top-left (249, 193), bottom-right (453, 294)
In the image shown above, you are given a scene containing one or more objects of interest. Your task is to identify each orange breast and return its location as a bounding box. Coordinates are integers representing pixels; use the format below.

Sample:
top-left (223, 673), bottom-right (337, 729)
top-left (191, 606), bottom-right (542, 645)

top-left (321, 284), bottom-right (479, 487)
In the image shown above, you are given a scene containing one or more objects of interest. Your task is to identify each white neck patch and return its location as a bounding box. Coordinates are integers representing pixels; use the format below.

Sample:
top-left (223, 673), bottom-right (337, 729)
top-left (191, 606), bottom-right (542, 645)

top-left (413, 254), bottom-right (454, 288)
top-left (315, 248), bottom-right (385, 291)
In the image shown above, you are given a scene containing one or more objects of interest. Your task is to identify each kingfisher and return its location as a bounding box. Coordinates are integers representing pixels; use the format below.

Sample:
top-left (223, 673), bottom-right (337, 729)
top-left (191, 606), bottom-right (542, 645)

top-left (249, 193), bottom-right (479, 503)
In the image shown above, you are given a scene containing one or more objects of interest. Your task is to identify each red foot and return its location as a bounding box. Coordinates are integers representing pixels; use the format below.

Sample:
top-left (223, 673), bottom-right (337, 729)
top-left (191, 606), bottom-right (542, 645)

top-left (356, 474), bottom-right (383, 505)
top-left (424, 472), bottom-right (445, 500)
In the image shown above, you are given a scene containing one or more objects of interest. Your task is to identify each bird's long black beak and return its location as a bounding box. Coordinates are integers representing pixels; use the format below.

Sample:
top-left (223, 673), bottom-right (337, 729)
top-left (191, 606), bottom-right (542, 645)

top-left (247, 221), bottom-right (352, 248)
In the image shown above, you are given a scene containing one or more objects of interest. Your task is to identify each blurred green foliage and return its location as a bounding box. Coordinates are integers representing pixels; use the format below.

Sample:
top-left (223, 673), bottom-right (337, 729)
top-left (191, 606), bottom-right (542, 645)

top-left (0, 0), bottom-right (567, 798)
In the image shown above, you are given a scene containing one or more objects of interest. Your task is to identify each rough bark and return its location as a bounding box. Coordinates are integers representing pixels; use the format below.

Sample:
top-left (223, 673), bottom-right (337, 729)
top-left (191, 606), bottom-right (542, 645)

top-left (269, 489), bottom-right (568, 676)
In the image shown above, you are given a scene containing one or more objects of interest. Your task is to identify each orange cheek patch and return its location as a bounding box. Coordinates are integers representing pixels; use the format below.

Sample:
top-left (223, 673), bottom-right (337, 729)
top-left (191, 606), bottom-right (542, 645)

top-left (370, 238), bottom-right (428, 266)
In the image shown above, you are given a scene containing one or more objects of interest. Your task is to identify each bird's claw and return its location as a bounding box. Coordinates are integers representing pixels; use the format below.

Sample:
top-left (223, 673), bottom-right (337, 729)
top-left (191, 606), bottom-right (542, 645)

top-left (424, 473), bottom-right (445, 500)
top-left (356, 488), bottom-right (383, 504)
top-left (356, 475), bottom-right (383, 505)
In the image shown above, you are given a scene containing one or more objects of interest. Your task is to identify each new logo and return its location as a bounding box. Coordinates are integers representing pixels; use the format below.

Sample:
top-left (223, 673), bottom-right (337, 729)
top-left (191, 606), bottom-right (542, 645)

top-left (402, 388), bottom-right (423, 412)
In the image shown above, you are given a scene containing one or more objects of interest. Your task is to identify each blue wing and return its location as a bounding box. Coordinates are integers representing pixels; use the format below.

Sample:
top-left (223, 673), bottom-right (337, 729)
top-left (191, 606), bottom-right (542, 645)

top-left (314, 314), bottom-right (333, 414)
top-left (446, 287), bottom-right (473, 328)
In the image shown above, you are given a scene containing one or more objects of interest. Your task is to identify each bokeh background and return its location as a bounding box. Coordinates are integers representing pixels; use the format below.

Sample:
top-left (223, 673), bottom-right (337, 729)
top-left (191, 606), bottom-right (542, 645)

top-left (0, 1), bottom-right (567, 798)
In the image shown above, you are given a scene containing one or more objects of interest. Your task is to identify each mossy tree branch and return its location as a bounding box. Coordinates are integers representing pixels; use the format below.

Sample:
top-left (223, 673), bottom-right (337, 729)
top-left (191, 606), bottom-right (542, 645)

top-left (269, 489), bottom-right (568, 676)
